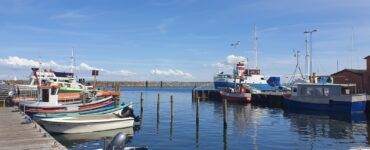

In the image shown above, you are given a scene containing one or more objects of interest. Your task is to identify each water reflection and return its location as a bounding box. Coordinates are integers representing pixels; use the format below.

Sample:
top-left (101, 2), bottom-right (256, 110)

top-left (54, 88), bottom-right (370, 149)
top-left (283, 109), bottom-right (368, 141)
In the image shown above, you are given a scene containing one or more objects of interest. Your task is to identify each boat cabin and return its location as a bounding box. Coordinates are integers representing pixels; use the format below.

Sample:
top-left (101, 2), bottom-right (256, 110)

top-left (38, 84), bottom-right (59, 105)
top-left (291, 83), bottom-right (358, 98)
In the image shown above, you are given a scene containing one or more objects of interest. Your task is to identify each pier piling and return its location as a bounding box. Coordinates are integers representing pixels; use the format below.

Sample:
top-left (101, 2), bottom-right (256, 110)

top-left (223, 99), bottom-right (227, 128)
top-left (156, 93), bottom-right (160, 132)
top-left (195, 97), bottom-right (200, 146)
top-left (170, 95), bottom-right (174, 140)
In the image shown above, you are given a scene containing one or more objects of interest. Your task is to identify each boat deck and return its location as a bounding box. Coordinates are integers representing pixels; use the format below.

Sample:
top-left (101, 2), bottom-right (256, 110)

top-left (0, 107), bottom-right (66, 150)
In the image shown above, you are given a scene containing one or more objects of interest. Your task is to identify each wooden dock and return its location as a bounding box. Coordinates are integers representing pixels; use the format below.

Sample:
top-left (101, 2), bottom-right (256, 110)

top-left (192, 86), bottom-right (221, 100)
top-left (0, 107), bottom-right (66, 150)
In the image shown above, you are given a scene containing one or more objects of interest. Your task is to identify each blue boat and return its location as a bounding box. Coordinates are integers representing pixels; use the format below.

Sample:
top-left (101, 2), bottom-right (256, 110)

top-left (283, 83), bottom-right (367, 113)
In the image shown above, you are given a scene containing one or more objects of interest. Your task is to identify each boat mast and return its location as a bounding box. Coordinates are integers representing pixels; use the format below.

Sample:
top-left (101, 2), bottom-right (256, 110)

top-left (303, 29), bottom-right (317, 78)
top-left (70, 48), bottom-right (76, 78)
top-left (253, 25), bottom-right (258, 69)
top-left (350, 27), bottom-right (355, 69)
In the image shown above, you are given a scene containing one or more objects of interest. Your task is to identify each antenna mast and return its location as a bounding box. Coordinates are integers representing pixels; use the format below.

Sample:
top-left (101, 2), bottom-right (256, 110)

top-left (70, 48), bottom-right (76, 78)
top-left (253, 24), bottom-right (258, 69)
top-left (289, 50), bottom-right (304, 84)
top-left (350, 27), bottom-right (354, 69)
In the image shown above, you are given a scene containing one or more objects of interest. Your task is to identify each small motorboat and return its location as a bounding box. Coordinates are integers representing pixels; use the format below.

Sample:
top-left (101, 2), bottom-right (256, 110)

top-left (32, 102), bottom-right (129, 120)
top-left (40, 106), bottom-right (136, 134)
top-left (220, 84), bottom-right (252, 103)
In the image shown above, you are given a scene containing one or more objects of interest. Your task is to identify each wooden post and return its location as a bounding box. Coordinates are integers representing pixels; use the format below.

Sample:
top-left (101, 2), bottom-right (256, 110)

top-left (140, 92), bottom-right (143, 112)
top-left (195, 97), bottom-right (200, 146)
top-left (223, 99), bottom-right (227, 128)
top-left (170, 95), bottom-right (174, 140)
top-left (196, 97), bottom-right (199, 125)
top-left (156, 93), bottom-right (160, 132)
top-left (170, 95), bottom-right (173, 122)
top-left (140, 92), bottom-right (144, 126)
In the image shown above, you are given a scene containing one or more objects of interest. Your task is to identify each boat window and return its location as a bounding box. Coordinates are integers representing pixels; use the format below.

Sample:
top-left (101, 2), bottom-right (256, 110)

top-left (42, 89), bottom-right (49, 102)
top-left (292, 87), bottom-right (297, 93)
top-left (323, 88), bottom-right (330, 96)
top-left (51, 87), bottom-right (57, 95)
top-left (313, 87), bottom-right (323, 96)
top-left (341, 88), bottom-right (351, 95)
top-left (305, 87), bottom-right (313, 96)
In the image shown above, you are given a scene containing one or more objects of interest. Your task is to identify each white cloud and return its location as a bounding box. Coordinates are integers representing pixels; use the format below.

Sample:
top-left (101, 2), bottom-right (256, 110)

top-left (0, 56), bottom-right (137, 80)
top-left (78, 62), bottom-right (103, 71)
top-left (151, 68), bottom-right (192, 78)
top-left (0, 56), bottom-right (39, 68)
top-left (107, 70), bottom-right (137, 77)
top-left (212, 54), bottom-right (247, 70)
top-left (226, 55), bottom-right (246, 64)
top-left (51, 11), bottom-right (87, 20)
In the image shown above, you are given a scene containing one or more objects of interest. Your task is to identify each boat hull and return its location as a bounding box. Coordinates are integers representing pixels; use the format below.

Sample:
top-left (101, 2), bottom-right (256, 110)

top-left (214, 82), bottom-right (235, 90)
top-left (283, 97), bottom-right (367, 113)
top-left (220, 91), bottom-right (251, 103)
top-left (41, 117), bottom-right (134, 134)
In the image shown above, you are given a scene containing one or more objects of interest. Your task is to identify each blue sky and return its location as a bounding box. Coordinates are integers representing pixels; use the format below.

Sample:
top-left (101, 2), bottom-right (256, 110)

top-left (0, 0), bottom-right (369, 81)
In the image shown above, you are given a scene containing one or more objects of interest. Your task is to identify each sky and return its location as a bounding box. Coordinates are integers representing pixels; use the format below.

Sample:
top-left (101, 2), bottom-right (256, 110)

top-left (0, 0), bottom-right (369, 82)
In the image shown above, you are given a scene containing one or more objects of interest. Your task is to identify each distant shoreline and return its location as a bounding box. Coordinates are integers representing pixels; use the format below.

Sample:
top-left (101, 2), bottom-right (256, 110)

top-left (3, 80), bottom-right (213, 88)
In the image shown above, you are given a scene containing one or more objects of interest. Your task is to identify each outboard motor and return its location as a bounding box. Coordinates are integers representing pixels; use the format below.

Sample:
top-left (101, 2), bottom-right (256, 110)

top-left (107, 132), bottom-right (126, 150)
top-left (120, 105), bottom-right (141, 125)
top-left (120, 106), bottom-right (134, 118)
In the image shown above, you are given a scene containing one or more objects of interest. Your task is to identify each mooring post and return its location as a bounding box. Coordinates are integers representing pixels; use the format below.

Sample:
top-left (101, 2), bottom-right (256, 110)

top-left (170, 95), bottom-right (173, 122)
top-left (195, 97), bottom-right (200, 146)
top-left (140, 92), bottom-right (143, 111)
top-left (223, 99), bottom-right (227, 128)
top-left (196, 97), bottom-right (199, 125)
top-left (156, 93), bottom-right (160, 132)
top-left (170, 95), bottom-right (174, 140)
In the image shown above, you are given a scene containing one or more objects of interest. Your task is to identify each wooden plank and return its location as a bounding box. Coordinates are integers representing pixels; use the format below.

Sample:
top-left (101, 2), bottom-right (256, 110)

top-left (0, 107), bottom-right (66, 150)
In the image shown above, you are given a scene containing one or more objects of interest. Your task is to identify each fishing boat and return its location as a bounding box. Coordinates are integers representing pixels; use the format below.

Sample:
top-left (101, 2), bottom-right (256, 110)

top-left (213, 72), bottom-right (235, 90)
top-left (220, 84), bottom-right (252, 103)
top-left (40, 111), bottom-right (135, 133)
top-left (283, 83), bottom-right (367, 113)
top-left (19, 82), bottom-right (115, 116)
top-left (16, 68), bottom-right (89, 93)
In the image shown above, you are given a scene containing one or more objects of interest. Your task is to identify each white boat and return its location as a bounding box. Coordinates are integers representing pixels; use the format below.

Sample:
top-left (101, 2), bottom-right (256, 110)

top-left (40, 112), bottom-right (135, 133)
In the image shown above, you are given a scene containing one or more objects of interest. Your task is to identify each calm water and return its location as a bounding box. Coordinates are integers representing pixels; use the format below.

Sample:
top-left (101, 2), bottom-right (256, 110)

top-left (53, 87), bottom-right (370, 150)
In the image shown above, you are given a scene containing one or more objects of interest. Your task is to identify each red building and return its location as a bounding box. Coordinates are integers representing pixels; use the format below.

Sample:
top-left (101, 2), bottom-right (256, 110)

top-left (331, 55), bottom-right (370, 94)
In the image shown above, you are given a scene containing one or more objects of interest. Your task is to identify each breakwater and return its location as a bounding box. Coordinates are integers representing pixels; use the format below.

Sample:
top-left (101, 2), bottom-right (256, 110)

top-left (3, 80), bottom-right (212, 88)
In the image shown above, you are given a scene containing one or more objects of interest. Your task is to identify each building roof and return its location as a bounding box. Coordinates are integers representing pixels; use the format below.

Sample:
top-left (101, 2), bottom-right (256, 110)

top-left (331, 69), bottom-right (366, 76)
top-left (364, 55), bottom-right (370, 59)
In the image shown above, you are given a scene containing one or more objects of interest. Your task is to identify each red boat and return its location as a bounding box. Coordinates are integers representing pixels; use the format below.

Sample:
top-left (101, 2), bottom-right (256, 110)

top-left (220, 85), bottom-right (252, 103)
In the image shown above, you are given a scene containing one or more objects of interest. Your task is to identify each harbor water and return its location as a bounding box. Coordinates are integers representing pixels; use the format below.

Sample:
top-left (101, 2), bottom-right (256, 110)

top-left (53, 87), bottom-right (370, 150)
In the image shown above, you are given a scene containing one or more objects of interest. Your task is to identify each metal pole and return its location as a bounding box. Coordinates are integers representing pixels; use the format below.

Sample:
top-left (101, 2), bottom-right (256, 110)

top-left (304, 30), bottom-right (309, 77)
